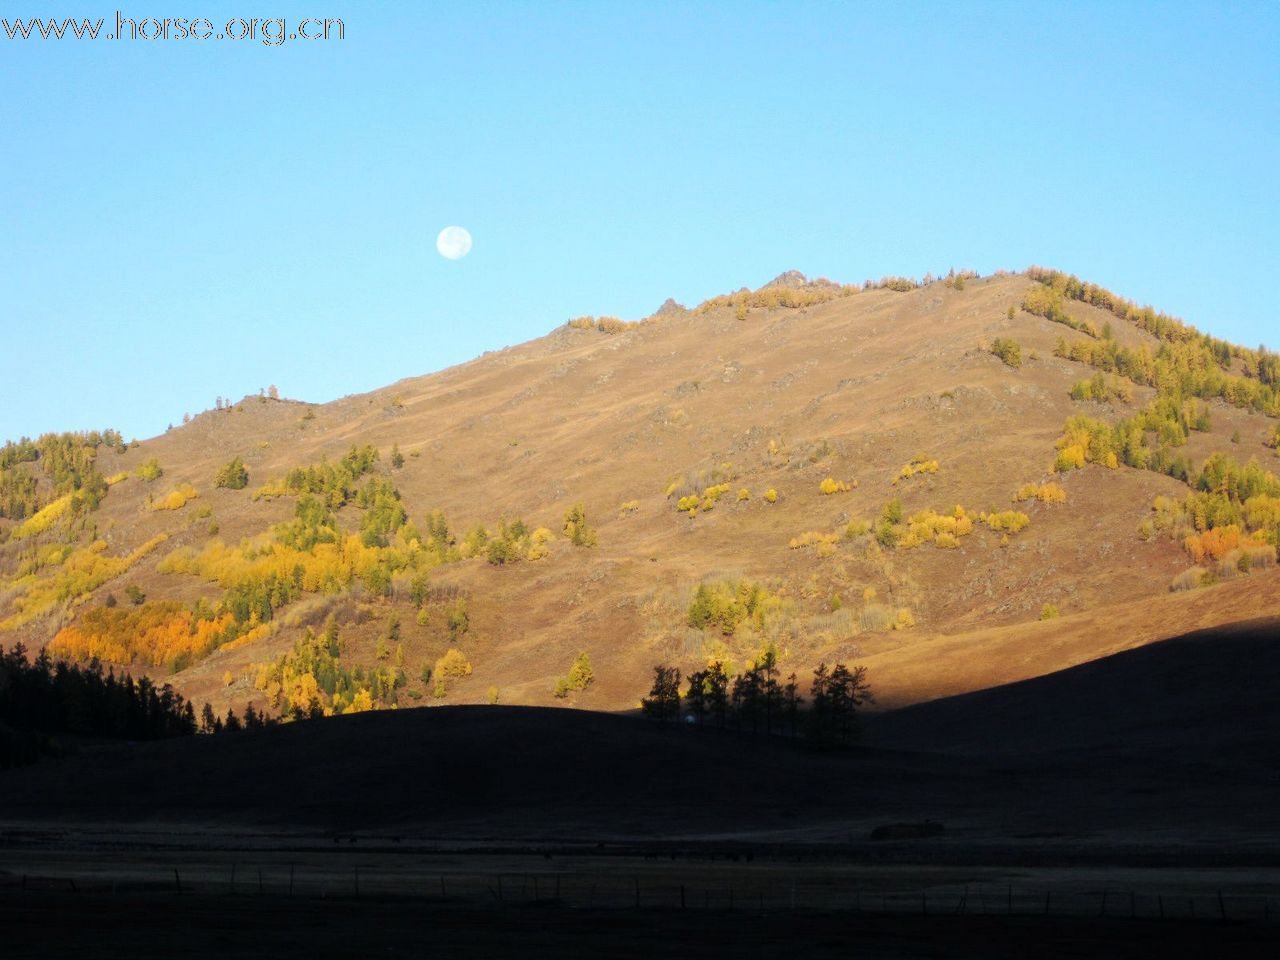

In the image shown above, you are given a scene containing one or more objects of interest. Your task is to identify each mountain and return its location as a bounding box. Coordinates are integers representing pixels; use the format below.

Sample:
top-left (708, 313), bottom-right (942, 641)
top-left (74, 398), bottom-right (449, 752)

top-left (1, 269), bottom-right (1277, 722)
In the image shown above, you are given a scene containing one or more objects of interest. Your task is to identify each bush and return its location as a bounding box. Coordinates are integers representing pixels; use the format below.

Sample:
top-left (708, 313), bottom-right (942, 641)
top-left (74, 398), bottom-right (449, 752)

top-left (764, 488), bottom-right (778, 503)
top-left (1170, 567), bottom-right (1212, 592)
top-left (897, 456), bottom-right (939, 482)
top-left (214, 457), bottom-right (249, 490)
top-left (990, 338), bottom-right (1022, 369)
top-left (430, 648), bottom-right (472, 697)
top-left (1014, 482), bottom-right (1067, 504)
top-left (135, 458), bottom-right (163, 482)
top-left (152, 483), bottom-right (199, 511)
top-left (983, 510), bottom-right (1031, 534)
top-left (1040, 603), bottom-right (1060, 620)
top-left (819, 477), bottom-right (851, 495)
top-left (788, 531), bottom-right (840, 551)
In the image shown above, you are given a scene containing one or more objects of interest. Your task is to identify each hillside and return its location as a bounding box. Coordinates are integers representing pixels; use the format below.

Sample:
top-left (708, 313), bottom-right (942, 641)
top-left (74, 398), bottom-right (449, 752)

top-left (1, 269), bottom-right (1277, 720)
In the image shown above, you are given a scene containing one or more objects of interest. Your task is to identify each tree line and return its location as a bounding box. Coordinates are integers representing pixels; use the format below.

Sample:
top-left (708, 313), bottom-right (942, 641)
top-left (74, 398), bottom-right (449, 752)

top-left (0, 642), bottom-right (197, 768)
top-left (641, 652), bottom-right (872, 749)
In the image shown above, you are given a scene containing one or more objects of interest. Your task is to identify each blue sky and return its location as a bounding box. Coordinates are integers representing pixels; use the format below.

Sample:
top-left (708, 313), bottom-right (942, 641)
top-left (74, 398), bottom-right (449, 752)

top-left (2, 0), bottom-right (1277, 443)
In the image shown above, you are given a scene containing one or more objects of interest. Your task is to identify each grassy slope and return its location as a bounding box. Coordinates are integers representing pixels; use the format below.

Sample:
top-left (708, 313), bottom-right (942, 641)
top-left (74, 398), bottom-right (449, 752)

top-left (1, 272), bottom-right (1277, 716)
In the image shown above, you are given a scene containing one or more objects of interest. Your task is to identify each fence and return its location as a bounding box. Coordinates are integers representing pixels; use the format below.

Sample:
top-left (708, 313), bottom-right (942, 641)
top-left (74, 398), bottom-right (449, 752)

top-left (3, 866), bottom-right (1277, 923)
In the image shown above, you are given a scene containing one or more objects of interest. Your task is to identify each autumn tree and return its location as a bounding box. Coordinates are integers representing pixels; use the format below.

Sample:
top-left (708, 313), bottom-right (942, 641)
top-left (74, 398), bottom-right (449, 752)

top-left (562, 504), bottom-right (597, 547)
top-left (214, 456), bottom-right (249, 490)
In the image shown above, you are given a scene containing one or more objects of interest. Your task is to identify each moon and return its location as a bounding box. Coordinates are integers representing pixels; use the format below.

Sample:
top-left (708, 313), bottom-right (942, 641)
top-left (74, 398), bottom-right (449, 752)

top-left (436, 225), bottom-right (473, 260)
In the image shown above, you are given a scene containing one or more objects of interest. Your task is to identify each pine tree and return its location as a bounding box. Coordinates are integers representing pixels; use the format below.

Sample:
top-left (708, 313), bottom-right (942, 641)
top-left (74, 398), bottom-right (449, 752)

top-left (641, 665), bottom-right (681, 723)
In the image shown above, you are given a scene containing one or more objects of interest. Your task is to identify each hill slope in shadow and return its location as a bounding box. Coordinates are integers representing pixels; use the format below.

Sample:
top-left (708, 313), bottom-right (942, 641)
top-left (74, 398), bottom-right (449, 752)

top-left (3, 618), bottom-right (1279, 848)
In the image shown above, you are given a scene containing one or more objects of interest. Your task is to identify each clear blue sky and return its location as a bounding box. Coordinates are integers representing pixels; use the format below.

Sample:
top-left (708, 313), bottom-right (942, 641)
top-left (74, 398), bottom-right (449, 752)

top-left (2, 0), bottom-right (1277, 443)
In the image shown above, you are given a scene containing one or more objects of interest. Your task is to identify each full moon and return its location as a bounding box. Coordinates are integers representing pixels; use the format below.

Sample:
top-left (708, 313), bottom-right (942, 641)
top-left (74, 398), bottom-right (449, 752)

top-left (436, 225), bottom-right (473, 260)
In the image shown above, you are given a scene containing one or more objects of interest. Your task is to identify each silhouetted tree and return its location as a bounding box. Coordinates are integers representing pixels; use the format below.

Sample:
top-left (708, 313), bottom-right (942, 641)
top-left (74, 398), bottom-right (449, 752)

top-left (0, 643), bottom-right (200, 768)
top-left (806, 662), bottom-right (872, 749)
top-left (641, 665), bottom-right (681, 723)
top-left (783, 672), bottom-right (804, 737)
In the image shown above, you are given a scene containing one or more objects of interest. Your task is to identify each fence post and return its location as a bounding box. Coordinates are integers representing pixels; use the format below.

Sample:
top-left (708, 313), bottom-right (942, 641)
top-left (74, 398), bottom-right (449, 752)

top-left (1218, 890), bottom-right (1227, 921)
top-left (681, 884), bottom-right (686, 910)
top-left (1158, 894), bottom-right (1164, 919)
top-left (1043, 890), bottom-right (1050, 915)
top-left (1007, 884), bottom-right (1013, 915)
top-left (258, 868), bottom-right (263, 897)
top-left (634, 877), bottom-right (640, 910)
top-left (1100, 889), bottom-right (1108, 917)
top-left (289, 863), bottom-right (295, 897)
top-left (230, 862), bottom-right (237, 895)
top-left (174, 869), bottom-right (182, 895)
top-left (353, 866), bottom-right (359, 899)
top-left (440, 876), bottom-right (447, 899)
top-left (1130, 890), bottom-right (1136, 919)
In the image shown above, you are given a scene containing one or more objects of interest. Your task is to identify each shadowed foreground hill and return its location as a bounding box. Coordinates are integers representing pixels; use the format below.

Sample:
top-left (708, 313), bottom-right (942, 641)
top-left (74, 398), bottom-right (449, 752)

top-left (4, 618), bottom-right (1280, 847)
top-left (867, 616), bottom-right (1280, 757)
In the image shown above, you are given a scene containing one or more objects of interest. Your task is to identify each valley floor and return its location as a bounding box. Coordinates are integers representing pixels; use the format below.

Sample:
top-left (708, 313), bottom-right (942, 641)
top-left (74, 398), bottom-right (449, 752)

top-left (2, 844), bottom-right (1280, 959)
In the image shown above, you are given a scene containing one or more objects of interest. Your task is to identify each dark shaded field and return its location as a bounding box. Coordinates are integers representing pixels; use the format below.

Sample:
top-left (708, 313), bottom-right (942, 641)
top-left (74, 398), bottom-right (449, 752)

top-left (2, 619), bottom-right (1278, 956)
top-left (4, 886), bottom-right (1279, 960)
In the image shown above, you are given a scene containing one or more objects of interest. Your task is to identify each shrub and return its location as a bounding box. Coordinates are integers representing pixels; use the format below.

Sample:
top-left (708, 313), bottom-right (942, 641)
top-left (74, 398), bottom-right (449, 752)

top-left (431, 649), bottom-right (472, 697)
top-left (897, 456), bottom-right (939, 482)
top-left (788, 531), bottom-right (840, 551)
top-left (898, 506), bottom-right (974, 549)
top-left (135, 458), bottom-right (163, 482)
top-left (858, 603), bottom-right (897, 631)
top-left (1014, 482), bottom-right (1067, 503)
top-left (843, 519), bottom-right (869, 539)
top-left (1170, 567), bottom-right (1212, 592)
top-left (1040, 603), bottom-right (1060, 620)
top-left (214, 457), bottom-right (249, 490)
top-left (737, 488), bottom-right (750, 502)
top-left (819, 477), bottom-right (851, 495)
top-left (990, 338), bottom-right (1022, 369)
top-left (152, 483), bottom-right (199, 511)
top-left (983, 510), bottom-right (1031, 534)
top-left (764, 488), bottom-right (778, 503)
top-left (618, 499), bottom-right (640, 515)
